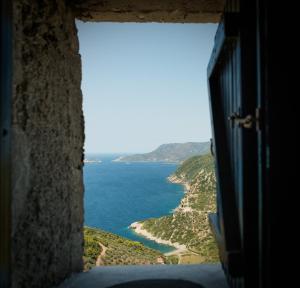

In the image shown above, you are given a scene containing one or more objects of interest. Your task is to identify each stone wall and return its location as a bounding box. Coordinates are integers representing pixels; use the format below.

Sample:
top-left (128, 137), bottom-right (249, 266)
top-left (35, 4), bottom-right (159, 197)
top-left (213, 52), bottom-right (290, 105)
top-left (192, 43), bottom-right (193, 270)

top-left (73, 0), bottom-right (224, 23)
top-left (12, 0), bottom-right (84, 287)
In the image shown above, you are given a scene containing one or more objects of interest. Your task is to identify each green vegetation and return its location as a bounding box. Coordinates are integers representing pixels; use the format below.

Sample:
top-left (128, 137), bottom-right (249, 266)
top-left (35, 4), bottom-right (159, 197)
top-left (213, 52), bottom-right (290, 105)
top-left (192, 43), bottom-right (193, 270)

top-left (84, 153), bottom-right (219, 269)
top-left (83, 226), bottom-right (165, 270)
top-left (165, 255), bottom-right (179, 264)
top-left (116, 142), bottom-right (210, 163)
top-left (141, 153), bottom-right (219, 263)
top-left (174, 153), bottom-right (215, 182)
top-left (83, 231), bottom-right (102, 270)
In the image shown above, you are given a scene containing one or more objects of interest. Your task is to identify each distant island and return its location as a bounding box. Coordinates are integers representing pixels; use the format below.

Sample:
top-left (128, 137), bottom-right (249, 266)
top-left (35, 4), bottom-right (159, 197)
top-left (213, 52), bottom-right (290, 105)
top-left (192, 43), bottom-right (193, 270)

top-left (113, 142), bottom-right (210, 163)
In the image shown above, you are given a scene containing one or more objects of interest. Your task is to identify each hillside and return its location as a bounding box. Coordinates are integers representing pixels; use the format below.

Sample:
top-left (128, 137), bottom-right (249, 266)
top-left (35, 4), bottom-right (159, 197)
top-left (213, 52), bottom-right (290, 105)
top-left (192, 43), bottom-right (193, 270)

top-left (131, 154), bottom-right (219, 263)
top-left (83, 226), bottom-right (166, 270)
top-left (114, 142), bottom-right (210, 163)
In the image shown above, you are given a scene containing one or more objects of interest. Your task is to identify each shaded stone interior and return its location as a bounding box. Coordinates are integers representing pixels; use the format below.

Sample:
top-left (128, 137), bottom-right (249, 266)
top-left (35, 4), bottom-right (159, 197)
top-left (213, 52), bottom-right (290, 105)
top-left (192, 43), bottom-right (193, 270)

top-left (12, 1), bottom-right (84, 287)
top-left (11, 1), bottom-right (223, 287)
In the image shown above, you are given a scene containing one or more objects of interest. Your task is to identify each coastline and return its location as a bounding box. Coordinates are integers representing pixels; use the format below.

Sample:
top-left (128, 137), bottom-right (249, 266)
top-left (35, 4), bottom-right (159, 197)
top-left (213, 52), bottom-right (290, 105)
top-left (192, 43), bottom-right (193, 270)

top-left (128, 172), bottom-right (199, 258)
top-left (129, 173), bottom-right (190, 256)
top-left (130, 221), bottom-right (187, 256)
top-left (167, 174), bottom-right (190, 193)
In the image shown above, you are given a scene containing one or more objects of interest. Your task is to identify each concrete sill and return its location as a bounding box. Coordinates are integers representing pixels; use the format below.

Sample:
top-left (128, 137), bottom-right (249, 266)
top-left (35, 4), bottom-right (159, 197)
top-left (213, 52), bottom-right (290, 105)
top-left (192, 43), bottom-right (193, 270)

top-left (58, 264), bottom-right (229, 288)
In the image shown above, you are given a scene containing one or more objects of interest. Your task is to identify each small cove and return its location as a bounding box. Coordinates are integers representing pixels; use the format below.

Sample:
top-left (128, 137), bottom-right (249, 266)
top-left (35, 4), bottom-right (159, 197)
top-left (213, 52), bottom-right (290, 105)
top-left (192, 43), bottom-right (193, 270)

top-left (84, 154), bottom-right (184, 253)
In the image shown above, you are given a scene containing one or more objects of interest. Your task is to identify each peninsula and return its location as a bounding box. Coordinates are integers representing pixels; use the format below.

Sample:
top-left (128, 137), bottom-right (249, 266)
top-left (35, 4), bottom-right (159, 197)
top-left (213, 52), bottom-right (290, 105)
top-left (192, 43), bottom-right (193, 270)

top-left (130, 153), bottom-right (219, 264)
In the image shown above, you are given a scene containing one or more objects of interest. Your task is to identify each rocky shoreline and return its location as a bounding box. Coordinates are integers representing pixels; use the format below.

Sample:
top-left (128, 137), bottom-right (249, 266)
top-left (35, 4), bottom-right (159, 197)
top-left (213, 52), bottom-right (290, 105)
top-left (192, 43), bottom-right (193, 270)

top-left (130, 221), bottom-right (187, 255)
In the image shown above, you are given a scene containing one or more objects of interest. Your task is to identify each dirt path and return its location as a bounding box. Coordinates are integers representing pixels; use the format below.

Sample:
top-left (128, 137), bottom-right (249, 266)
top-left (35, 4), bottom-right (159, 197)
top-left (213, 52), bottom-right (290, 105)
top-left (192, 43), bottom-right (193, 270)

top-left (96, 242), bottom-right (108, 266)
top-left (156, 256), bottom-right (165, 264)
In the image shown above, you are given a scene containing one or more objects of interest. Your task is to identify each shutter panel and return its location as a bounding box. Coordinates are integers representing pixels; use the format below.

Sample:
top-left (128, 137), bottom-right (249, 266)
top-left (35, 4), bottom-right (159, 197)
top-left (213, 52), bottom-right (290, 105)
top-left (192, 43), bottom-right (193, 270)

top-left (208, 1), bottom-right (259, 287)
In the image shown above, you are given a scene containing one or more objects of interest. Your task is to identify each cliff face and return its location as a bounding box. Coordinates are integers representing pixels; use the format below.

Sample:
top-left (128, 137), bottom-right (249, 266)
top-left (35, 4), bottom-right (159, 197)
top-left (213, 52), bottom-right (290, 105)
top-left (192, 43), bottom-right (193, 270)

top-left (141, 154), bottom-right (218, 262)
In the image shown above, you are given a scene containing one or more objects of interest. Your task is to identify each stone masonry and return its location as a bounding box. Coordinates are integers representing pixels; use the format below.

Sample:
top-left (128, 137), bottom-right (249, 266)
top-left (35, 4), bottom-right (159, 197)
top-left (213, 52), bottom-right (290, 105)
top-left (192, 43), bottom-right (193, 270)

top-left (12, 1), bottom-right (84, 287)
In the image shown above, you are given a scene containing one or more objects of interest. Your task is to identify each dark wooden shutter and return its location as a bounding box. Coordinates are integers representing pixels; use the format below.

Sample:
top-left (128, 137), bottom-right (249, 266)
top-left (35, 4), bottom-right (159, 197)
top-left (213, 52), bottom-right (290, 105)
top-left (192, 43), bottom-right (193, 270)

top-left (208, 1), bottom-right (260, 287)
top-left (0, 0), bottom-right (12, 287)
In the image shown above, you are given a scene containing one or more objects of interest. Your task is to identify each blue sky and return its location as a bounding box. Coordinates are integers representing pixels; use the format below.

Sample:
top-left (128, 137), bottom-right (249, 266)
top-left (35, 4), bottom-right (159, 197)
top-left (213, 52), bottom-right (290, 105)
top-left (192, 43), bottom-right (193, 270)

top-left (77, 22), bottom-right (217, 153)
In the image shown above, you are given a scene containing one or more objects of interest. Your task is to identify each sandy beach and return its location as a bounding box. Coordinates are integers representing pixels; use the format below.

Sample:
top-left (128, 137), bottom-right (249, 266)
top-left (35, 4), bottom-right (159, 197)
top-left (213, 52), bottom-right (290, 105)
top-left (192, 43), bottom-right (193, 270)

top-left (130, 221), bottom-right (187, 256)
top-left (129, 174), bottom-right (194, 257)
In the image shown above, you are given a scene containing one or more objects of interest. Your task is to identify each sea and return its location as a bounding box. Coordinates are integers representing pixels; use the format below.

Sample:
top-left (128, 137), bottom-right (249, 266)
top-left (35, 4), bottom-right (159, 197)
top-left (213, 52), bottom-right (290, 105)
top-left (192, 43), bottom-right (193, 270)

top-left (84, 153), bottom-right (184, 253)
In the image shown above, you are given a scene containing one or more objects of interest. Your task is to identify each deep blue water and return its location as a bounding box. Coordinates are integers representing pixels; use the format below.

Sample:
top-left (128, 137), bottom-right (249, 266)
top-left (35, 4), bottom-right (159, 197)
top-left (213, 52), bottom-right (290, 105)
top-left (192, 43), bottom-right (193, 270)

top-left (84, 154), bottom-right (184, 253)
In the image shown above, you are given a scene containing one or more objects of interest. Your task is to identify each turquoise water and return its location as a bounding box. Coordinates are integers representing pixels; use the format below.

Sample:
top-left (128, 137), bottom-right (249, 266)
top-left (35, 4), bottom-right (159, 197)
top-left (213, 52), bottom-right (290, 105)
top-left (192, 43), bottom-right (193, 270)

top-left (84, 154), bottom-right (184, 253)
